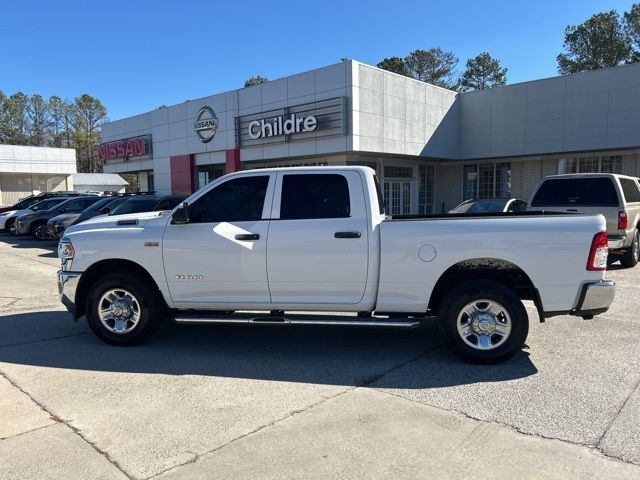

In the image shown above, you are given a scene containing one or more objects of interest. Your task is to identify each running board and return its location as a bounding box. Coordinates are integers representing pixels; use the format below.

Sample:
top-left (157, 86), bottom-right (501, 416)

top-left (173, 314), bottom-right (421, 329)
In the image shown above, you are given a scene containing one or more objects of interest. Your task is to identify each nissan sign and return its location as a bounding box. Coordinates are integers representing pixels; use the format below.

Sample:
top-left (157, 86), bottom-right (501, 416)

top-left (98, 135), bottom-right (152, 161)
top-left (194, 106), bottom-right (219, 143)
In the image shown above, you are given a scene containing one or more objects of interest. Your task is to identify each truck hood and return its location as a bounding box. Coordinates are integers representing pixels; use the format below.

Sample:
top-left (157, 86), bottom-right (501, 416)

top-left (65, 210), bottom-right (168, 235)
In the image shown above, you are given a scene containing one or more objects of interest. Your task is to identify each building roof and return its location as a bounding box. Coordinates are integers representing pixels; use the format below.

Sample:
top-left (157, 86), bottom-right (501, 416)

top-left (71, 173), bottom-right (128, 186)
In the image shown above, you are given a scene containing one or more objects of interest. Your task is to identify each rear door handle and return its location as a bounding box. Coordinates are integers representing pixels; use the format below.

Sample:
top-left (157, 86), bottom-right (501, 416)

top-left (235, 233), bottom-right (260, 240)
top-left (566, 209), bottom-right (578, 212)
top-left (334, 231), bottom-right (361, 239)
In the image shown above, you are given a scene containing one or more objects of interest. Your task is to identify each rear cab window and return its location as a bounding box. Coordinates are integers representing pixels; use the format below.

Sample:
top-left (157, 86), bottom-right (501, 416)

top-left (279, 174), bottom-right (351, 220)
top-left (531, 177), bottom-right (620, 207)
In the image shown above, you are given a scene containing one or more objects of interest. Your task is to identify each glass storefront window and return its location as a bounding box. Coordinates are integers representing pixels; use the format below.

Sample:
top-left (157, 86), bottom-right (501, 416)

top-left (463, 162), bottom-right (511, 199)
top-left (418, 165), bottom-right (435, 214)
top-left (197, 167), bottom-right (225, 190)
top-left (558, 156), bottom-right (622, 174)
top-left (463, 164), bottom-right (478, 200)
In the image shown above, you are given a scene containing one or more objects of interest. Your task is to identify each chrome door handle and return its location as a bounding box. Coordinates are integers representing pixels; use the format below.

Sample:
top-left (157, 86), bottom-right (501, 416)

top-left (334, 231), bottom-right (361, 239)
top-left (235, 233), bottom-right (260, 240)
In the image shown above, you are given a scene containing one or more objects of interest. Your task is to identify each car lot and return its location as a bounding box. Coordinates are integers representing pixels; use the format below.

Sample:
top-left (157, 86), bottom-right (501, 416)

top-left (1, 234), bottom-right (640, 480)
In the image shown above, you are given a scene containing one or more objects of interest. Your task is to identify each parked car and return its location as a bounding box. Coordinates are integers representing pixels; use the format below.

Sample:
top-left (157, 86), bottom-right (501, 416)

top-left (0, 191), bottom-right (85, 214)
top-left (58, 167), bottom-right (615, 364)
top-left (107, 194), bottom-right (187, 216)
top-left (15, 196), bottom-right (103, 240)
top-left (529, 173), bottom-right (640, 267)
top-left (0, 197), bottom-right (73, 235)
top-left (47, 196), bottom-right (130, 239)
top-left (450, 198), bottom-right (528, 214)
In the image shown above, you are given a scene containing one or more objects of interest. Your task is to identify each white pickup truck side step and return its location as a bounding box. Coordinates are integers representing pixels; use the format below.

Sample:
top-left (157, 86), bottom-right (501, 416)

top-left (173, 313), bottom-right (422, 328)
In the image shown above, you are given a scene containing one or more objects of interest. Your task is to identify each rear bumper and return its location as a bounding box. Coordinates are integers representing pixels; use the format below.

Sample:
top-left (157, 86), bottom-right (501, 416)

top-left (608, 236), bottom-right (626, 249)
top-left (543, 280), bottom-right (616, 319)
top-left (574, 280), bottom-right (616, 317)
top-left (58, 271), bottom-right (81, 318)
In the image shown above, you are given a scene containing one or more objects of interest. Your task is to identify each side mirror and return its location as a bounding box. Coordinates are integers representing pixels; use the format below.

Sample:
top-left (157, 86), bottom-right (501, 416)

top-left (99, 206), bottom-right (110, 214)
top-left (172, 202), bottom-right (190, 224)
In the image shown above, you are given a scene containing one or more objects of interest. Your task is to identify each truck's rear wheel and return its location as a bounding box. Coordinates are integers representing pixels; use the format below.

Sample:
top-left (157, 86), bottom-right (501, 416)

top-left (620, 230), bottom-right (639, 268)
top-left (438, 280), bottom-right (528, 364)
top-left (85, 272), bottom-right (162, 345)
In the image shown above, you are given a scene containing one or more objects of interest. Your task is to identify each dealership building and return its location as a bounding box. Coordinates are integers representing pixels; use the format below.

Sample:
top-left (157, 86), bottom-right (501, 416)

top-left (100, 60), bottom-right (640, 214)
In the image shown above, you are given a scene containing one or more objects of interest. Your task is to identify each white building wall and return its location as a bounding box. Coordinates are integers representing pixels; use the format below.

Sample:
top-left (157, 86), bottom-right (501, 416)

top-left (352, 63), bottom-right (459, 159)
top-left (459, 62), bottom-right (640, 159)
top-left (0, 145), bottom-right (76, 174)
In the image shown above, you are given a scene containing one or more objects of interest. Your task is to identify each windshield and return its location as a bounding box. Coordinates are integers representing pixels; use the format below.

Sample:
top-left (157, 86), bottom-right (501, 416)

top-left (452, 199), bottom-right (508, 213)
top-left (109, 198), bottom-right (158, 215)
top-left (31, 198), bottom-right (68, 211)
top-left (85, 197), bottom-right (117, 212)
top-left (13, 197), bottom-right (41, 209)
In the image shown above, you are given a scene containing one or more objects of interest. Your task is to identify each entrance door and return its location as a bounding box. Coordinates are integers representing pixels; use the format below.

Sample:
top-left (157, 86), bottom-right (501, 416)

top-left (162, 173), bottom-right (274, 308)
top-left (383, 179), bottom-right (412, 215)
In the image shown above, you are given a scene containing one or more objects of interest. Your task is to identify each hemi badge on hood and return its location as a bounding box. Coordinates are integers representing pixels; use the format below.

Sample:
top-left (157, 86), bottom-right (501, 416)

top-left (144, 241), bottom-right (160, 247)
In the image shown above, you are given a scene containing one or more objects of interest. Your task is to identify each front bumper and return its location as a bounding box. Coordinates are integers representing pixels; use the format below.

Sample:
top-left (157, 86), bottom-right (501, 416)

top-left (15, 219), bottom-right (31, 235)
top-left (573, 280), bottom-right (616, 318)
top-left (58, 271), bottom-right (82, 318)
top-left (48, 222), bottom-right (65, 239)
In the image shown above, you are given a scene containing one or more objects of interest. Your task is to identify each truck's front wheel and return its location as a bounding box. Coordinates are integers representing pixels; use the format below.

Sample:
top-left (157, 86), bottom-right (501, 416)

top-left (438, 280), bottom-right (529, 364)
top-left (85, 272), bottom-right (162, 345)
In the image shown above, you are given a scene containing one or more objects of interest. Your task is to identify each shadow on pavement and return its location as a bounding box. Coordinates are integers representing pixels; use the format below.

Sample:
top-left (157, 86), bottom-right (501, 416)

top-left (0, 233), bottom-right (58, 256)
top-left (0, 310), bottom-right (538, 389)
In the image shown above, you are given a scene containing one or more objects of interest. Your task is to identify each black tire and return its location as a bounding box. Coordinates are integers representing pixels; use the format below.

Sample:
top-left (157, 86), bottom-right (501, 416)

top-left (5, 218), bottom-right (17, 236)
top-left (437, 280), bottom-right (529, 364)
top-left (620, 230), bottom-right (639, 268)
top-left (85, 272), bottom-right (164, 345)
top-left (31, 222), bottom-right (50, 241)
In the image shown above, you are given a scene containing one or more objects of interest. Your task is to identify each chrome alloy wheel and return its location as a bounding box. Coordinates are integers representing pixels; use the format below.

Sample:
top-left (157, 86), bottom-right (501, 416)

top-left (456, 299), bottom-right (512, 351)
top-left (633, 233), bottom-right (639, 262)
top-left (97, 288), bottom-right (141, 334)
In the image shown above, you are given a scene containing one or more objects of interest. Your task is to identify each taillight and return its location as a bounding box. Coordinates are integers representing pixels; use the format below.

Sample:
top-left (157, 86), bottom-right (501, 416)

top-left (587, 231), bottom-right (608, 271)
top-left (618, 211), bottom-right (628, 230)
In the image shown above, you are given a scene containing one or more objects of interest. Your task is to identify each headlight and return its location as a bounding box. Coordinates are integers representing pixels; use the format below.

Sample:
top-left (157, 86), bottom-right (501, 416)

top-left (58, 239), bottom-right (75, 261)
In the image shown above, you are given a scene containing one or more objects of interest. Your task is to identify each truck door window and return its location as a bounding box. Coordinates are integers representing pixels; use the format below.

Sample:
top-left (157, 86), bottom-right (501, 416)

top-left (189, 176), bottom-right (269, 223)
top-left (280, 174), bottom-right (350, 220)
top-left (620, 178), bottom-right (640, 203)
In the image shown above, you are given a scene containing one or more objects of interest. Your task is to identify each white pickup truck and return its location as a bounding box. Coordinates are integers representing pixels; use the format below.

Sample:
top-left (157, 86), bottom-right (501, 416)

top-left (58, 166), bottom-right (615, 363)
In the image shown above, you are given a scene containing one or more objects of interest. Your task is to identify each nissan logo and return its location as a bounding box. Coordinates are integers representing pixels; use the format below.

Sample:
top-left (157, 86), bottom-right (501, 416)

top-left (194, 106), bottom-right (219, 143)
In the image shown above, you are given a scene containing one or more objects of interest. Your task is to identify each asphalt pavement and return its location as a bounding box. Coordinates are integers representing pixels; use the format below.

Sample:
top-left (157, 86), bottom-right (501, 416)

top-left (0, 234), bottom-right (639, 479)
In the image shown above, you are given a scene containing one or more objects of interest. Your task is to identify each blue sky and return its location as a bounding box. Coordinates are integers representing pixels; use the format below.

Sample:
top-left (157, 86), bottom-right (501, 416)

top-left (1, 0), bottom-right (636, 120)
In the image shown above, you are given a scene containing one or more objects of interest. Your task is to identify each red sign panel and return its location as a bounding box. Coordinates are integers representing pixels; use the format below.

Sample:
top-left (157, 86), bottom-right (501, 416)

top-left (98, 135), bottom-right (152, 161)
